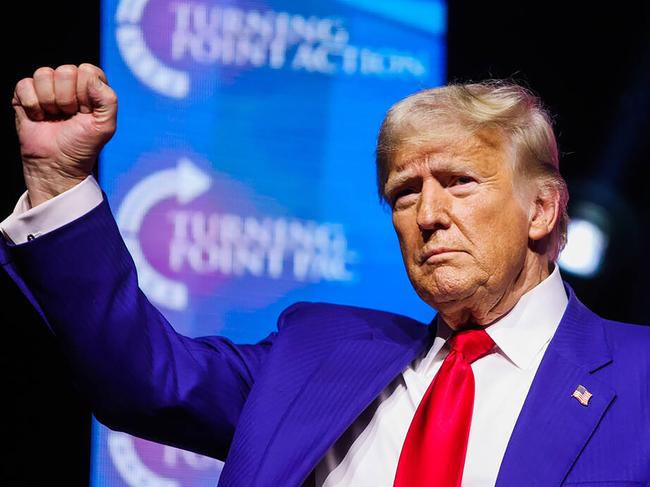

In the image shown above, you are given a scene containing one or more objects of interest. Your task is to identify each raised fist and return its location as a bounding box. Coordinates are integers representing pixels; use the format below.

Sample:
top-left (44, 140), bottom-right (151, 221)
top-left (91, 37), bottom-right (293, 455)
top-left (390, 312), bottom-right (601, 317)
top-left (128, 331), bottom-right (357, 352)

top-left (13, 63), bottom-right (117, 206)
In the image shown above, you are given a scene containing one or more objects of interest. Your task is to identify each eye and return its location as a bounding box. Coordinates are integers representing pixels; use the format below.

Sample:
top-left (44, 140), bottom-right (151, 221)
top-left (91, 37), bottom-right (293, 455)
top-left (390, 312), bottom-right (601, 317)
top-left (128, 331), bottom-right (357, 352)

top-left (451, 175), bottom-right (475, 186)
top-left (395, 188), bottom-right (414, 199)
top-left (391, 187), bottom-right (418, 208)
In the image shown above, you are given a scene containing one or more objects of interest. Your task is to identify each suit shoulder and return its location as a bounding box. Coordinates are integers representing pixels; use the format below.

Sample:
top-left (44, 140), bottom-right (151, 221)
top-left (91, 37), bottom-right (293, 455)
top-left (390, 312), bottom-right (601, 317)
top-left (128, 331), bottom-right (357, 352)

top-left (275, 301), bottom-right (429, 337)
top-left (277, 301), bottom-right (426, 327)
top-left (601, 317), bottom-right (650, 355)
top-left (602, 317), bottom-right (650, 335)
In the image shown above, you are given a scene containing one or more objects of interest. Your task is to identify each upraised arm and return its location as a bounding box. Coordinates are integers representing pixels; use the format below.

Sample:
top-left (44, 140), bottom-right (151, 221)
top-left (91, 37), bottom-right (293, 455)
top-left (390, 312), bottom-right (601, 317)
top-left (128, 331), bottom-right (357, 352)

top-left (4, 64), bottom-right (274, 459)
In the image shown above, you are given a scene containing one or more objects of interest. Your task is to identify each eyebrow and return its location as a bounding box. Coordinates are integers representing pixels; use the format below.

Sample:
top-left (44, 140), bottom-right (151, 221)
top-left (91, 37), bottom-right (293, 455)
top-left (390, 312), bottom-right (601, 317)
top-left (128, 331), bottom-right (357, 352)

top-left (384, 171), bottom-right (417, 194)
top-left (391, 153), bottom-right (430, 173)
top-left (386, 158), bottom-right (478, 191)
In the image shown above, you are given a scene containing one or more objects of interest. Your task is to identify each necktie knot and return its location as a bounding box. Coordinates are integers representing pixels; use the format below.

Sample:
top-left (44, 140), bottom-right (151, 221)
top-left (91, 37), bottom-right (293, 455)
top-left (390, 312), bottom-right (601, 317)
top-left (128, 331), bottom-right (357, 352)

top-left (449, 328), bottom-right (495, 364)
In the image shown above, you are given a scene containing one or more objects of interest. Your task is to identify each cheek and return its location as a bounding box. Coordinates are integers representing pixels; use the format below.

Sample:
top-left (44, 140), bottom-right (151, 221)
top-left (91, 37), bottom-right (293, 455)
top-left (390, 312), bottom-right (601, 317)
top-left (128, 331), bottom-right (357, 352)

top-left (459, 199), bottom-right (530, 262)
top-left (481, 208), bottom-right (530, 266)
top-left (392, 213), bottom-right (419, 249)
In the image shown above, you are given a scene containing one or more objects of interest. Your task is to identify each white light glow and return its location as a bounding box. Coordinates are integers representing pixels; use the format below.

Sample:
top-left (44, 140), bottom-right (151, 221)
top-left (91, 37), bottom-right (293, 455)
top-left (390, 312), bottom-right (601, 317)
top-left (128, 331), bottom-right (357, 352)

top-left (558, 219), bottom-right (608, 277)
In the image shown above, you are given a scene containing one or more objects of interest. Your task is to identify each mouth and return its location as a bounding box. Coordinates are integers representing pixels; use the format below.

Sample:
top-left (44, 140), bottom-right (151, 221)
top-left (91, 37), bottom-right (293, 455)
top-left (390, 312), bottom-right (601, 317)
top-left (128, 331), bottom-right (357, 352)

top-left (418, 247), bottom-right (463, 264)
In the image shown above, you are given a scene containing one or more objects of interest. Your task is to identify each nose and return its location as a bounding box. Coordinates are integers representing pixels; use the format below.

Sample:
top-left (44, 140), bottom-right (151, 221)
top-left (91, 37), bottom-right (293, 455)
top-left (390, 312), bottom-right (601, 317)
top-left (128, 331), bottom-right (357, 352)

top-left (416, 179), bottom-right (452, 231)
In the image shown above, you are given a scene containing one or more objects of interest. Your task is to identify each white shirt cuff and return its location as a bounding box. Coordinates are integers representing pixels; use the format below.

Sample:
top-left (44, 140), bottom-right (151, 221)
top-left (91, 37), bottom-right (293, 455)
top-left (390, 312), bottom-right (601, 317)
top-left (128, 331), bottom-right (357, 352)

top-left (0, 175), bottom-right (103, 244)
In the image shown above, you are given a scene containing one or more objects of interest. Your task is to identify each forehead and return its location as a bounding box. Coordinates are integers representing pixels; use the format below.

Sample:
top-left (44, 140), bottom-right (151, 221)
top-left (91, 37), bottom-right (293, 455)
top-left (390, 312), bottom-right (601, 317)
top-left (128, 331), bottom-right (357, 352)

top-left (388, 129), bottom-right (511, 178)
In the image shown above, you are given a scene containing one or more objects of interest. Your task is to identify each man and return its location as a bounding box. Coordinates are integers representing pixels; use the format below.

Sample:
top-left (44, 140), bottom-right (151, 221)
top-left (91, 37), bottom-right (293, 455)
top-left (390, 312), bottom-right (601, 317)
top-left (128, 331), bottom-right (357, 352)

top-left (1, 63), bottom-right (649, 486)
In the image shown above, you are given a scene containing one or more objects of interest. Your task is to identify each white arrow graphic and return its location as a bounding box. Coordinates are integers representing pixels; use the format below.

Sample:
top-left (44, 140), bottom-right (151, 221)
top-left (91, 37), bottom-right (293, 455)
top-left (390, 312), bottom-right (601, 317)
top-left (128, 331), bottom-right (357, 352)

top-left (116, 158), bottom-right (212, 310)
top-left (108, 431), bottom-right (179, 487)
top-left (116, 0), bottom-right (190, 98)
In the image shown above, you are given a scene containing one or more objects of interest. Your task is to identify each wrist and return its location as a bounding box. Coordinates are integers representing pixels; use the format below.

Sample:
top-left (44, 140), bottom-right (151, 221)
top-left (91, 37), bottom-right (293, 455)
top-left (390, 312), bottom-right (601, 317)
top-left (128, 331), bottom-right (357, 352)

top-left (23, 165), bottom-right (89, 207)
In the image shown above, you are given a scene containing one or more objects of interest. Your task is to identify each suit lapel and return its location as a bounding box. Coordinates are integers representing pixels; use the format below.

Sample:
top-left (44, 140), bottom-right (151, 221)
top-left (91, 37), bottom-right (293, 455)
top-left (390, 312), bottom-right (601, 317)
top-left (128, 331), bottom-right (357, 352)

top-left (251, 321), bottom-right (431, 487)
top-left (496, 287), bottom-right (616, 486)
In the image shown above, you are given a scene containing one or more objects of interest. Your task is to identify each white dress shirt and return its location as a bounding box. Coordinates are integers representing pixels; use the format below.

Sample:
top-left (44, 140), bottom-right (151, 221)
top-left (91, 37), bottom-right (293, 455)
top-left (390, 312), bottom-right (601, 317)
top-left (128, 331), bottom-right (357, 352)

top-left (0, 176), bottom-right (103, 244)
top-left (315, 266), bottom-right (568, 486)
top-left (0, 177), bottom-right (569, 486)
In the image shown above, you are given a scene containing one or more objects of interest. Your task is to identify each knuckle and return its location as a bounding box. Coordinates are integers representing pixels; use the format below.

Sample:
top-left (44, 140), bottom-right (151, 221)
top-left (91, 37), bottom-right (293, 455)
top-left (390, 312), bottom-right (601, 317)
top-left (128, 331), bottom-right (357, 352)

top-left (15, 78), bottom-right (32, 92)
top-left (33, 66), bottom-right (54, 79)
top-left (78, 62), bottom-right (97, 71)
top-left (55, 64), bottom-right (77, 78)
top-left (79, 63), bottom-right (103, 78)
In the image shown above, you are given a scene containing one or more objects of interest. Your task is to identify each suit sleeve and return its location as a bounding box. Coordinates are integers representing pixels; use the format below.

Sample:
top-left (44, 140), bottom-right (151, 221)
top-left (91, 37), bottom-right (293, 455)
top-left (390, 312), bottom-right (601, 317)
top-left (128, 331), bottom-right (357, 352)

top-left (0, 195), bottom-right (275, 460)
top-left (0, 175), bottom-right (103, 244)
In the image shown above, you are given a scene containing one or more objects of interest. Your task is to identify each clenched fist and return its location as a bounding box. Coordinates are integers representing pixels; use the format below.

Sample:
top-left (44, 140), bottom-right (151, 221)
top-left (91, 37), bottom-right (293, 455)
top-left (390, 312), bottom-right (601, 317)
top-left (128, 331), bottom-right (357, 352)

top-left (13, 63), bottom-right (117, 207)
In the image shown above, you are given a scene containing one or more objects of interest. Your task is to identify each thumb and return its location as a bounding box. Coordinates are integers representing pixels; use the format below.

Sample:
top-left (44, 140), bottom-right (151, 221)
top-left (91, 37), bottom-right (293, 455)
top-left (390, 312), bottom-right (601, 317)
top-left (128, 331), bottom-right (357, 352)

top-left (87, 76), bottom-right (118, 121)
top-left (12, 93), bottom-right (30, 127)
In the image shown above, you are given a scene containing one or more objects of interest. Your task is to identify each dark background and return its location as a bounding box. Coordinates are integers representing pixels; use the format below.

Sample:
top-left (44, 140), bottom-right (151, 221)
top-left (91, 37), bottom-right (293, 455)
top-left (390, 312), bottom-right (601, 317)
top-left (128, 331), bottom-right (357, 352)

top-left (2, 1), bottom-right (649, 484)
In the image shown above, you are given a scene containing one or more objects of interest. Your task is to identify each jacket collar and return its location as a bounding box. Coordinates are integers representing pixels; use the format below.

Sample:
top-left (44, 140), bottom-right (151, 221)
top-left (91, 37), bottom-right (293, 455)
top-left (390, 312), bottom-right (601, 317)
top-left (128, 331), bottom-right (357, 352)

top-left (495, 284), bottom-right (615, 485)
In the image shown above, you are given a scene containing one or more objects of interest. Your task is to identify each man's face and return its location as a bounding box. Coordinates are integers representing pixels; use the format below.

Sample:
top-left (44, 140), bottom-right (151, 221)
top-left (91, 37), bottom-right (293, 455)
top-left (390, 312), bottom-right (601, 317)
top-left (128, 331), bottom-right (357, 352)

top-left (386, 129), bottom-right (534, 313)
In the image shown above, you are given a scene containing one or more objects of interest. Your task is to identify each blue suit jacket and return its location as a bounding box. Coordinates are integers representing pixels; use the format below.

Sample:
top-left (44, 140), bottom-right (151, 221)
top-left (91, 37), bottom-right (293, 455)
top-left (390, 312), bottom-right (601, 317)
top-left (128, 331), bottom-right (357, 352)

top-left (2, 198), bottom-right (650, 486)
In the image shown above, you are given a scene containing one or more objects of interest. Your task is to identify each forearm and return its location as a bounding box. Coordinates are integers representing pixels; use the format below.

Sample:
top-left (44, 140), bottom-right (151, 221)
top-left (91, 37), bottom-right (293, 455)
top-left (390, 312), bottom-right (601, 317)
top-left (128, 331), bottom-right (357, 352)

top-left (4, 198), bottom-right (273, 459)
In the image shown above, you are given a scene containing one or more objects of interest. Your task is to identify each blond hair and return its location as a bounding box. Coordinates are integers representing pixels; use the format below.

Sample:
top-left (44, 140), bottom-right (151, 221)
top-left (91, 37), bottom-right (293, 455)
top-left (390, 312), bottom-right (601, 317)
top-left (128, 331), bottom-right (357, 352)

top-left (375, 80), bottom-right (569, 260)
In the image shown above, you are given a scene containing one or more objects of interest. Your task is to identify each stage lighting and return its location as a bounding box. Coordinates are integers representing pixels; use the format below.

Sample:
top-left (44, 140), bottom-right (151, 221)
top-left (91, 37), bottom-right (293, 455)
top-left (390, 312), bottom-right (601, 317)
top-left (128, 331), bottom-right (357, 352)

top-left (558, 216), bottom-right (608, 277)
top-left (558, 200), bottom-right (612, 278)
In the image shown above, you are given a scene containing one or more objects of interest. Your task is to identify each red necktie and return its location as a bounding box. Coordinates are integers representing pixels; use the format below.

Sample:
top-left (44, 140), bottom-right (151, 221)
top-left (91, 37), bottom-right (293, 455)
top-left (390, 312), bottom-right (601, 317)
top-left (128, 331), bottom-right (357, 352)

top-left (394, 328), bottom-right (495, 487)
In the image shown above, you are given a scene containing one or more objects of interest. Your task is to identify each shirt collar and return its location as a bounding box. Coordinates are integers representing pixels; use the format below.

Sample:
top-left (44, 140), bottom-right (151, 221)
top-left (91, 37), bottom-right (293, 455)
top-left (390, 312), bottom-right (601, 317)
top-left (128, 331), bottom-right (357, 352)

top-left (434, 266), bottom-right (568, 370)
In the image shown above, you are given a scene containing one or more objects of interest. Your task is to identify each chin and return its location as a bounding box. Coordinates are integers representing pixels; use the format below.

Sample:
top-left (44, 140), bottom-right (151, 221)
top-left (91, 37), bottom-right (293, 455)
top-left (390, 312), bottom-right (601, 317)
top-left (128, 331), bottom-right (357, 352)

top-left (411, 267), bottom-right (482, 309)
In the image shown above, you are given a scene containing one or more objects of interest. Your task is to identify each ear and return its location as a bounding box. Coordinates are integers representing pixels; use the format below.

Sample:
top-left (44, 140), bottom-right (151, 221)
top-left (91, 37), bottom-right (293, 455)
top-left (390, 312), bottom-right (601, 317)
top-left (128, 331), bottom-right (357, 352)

top-left (528, 183), bottom-right (560, 242)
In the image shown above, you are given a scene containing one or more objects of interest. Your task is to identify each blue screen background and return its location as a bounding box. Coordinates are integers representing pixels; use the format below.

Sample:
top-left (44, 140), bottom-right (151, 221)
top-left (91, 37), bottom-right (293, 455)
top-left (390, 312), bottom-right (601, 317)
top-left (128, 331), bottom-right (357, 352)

top-left (93, 1), bottom-right (446, 484)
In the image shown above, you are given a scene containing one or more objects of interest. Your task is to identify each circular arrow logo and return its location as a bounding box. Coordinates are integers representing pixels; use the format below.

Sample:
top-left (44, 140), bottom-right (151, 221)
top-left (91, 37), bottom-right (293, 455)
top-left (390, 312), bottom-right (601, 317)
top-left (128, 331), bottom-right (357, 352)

top-left (107, 430), bottom-right (222, 487)
top-left (114, 150), bottom-right (357, 319)
top-left (116, 157), bottom-right (212, 310)
top-left (116, 0), bottom-right (191, 98)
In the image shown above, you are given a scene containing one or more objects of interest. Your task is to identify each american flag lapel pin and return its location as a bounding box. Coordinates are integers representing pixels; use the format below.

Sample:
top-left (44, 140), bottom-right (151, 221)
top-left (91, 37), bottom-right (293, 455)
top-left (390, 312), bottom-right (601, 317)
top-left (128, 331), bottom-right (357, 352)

top-left (571, 385), bottom-right (593, 406)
